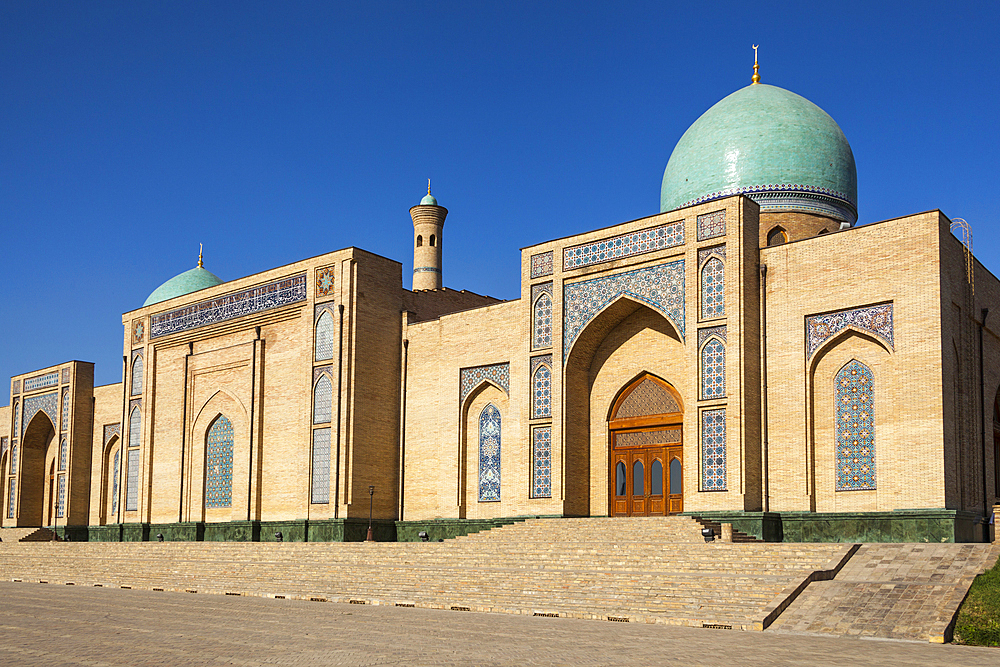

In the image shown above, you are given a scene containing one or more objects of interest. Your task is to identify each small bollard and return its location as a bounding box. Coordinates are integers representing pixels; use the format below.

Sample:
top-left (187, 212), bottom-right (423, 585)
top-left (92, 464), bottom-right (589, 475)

top-left (721, 523), bottom-right (733, 543)
top-left (274, 531), bottom-right (283, 543)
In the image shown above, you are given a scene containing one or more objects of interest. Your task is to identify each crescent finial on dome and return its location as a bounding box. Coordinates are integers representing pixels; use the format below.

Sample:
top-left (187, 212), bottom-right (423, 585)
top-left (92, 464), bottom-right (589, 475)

top-left (752, 45), bottom-right (760, 84)
top-left (198, 243), bottom-right (203, 268)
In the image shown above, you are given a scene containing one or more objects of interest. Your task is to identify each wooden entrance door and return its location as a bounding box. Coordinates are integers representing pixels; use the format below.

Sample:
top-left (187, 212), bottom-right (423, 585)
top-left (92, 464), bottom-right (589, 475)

top-left (608, 375), bottom-right (684, 516)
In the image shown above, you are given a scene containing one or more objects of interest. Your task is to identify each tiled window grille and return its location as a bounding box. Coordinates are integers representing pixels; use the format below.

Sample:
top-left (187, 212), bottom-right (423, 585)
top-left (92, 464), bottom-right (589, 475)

top-left (59, 437), bottom-right (68, 471)
top-left (11, 444), bottom-right (17, 474)
top-left (700, 338), bottom-right (726, 400)
top-left (131, 356), bottom-right (143, 396)
top-left (701, 409), bottom-right (727, 490)
top-left (835, 360), bottom-right (876, 491)
top-left (12, 401), bottom-right (19, 434)
top-left (700, 257), bottom-right (725, 319)
top-left (478, 404), bottom-right (501, 502)
top-left (311, 427), bottom-right (331, 504)
top-left (315, 310), bottom-right (335, 361)
top-left (532, 284), bottom-right (553, 350)
top-left (531, 426), bottom-right (552, 498)
top-left (532, 364), bottom-right (552, 419)
top-left (7, 478), bottom-right (15, 519)
top-left (313, 375), bottom-right (333, 424)
top-left (111, 448), bottom-right (120, 517)
top-left (205, 416), bottom-right (234, 509)
top-left (125, 449), bottom-right (140, 512)
top-left (129, 409), bottom-right (141, 448)
top-left (56, 475), bottom-right (66, 518)
top-left (61, 388), bottom-right (70, 431)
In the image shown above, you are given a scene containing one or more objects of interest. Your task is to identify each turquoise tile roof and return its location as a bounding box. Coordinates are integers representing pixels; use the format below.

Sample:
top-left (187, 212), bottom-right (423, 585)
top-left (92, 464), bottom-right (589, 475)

top-left (143, 266), bottom-right (225, 307)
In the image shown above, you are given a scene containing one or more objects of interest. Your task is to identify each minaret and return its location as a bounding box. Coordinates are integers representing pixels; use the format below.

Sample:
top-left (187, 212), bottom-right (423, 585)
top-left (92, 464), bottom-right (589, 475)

top-left (410, 180), bottom-right (448, 290)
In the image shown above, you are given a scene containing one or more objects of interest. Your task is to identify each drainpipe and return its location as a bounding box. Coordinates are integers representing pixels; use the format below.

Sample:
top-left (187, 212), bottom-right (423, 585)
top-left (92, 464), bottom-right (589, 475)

top-left (760, 264), bottom-right (769, 513)
top-left (980, 308), bottom-right (990, 542)
top-left (334, 303), bottom-right (345, 519)
top-left (117, 355), bottom-right (127, 527)
top-left (179, 343), bottom-right (191, 523)
top-left (248, 327), bottom-right (260, 522)
top-left (399, 338), bottom-right (409, 519)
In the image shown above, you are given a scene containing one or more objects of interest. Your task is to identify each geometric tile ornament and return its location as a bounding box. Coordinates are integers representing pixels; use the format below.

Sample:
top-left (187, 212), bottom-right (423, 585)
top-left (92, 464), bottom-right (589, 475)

top-left (61, 388), bottom-right (70, 431)
top-left (700, 256), bottom-right (725, 320)
top-left (531, 283), bottom-right (553, 350)
top-left (151, 273), bottom-right (307, 339)
top-left (616, 428), bottom-right (682, 447)
top-left (12, 401), bottom-right (18, 435)
top-left (313, 375), bottom-right (333, 425)
top-left (125, 449), bottom-right (140, 512)
top-left (7, 477), bottom-right (15, 519)
top-left (615, 378), bottom-right (680, 418)
top-left (700, 338), bottom-right (726, 400)
top-left (478, 403), bottom-right (501, 502)
top-left (697, 325), bottom-right (727, 348)
top-left (531, 425), bottom-right (551, 498)
top-left (132, 318), bottom-right (145, 345)
top-left (205, 415), bottom-right (234, 509)
top-left (835, 360), bottom-right (876, 491)
top-left (531, 362), bottom-right (552, 419)
top-left (128, 408), bottom-right (141, 449)
top-left (23, 372), bottom-right (58, 393)
top-left (701, 408), bottom-right (727, 491)
top-left (697, 244), bottom-right (726, 265)
top-left (530, 251), bottom-right (554, 279)
top-left (460, 363), bottom-right (510, 406)
top-left (563, 260), bottom-right (685, 360)
top-left (315, 310), bottom-right (335, 362)
top-left (22, 392), bottom-right (58, 437)
top-left (807, 303), bottom-right (894, 359)
top-left (315, 265), bottom-right (336, 299)
top-left (59, 436), bottom-right (68, 471)
top-left (311, 427), bottom-right (331, 504)
top-left (103, 423), bottom-right (121, 446)
top-left (56, 474), bottom-right (66, 518)
top-left (563, 221), bottom-right (684, 271)
top-left (111, 448), bottom-right (120, 517)
top-left (10, 444), bottom-right (16, 474)
top-left (696, 210), bottom-right (726, 241)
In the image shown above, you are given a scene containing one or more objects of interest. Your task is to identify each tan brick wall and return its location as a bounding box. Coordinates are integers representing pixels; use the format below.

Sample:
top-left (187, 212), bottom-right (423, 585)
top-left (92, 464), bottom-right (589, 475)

top-left (88, 382), bottom-right (123, 526)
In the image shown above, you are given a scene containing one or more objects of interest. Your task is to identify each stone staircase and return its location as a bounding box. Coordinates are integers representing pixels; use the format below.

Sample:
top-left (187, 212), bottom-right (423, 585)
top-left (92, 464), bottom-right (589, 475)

top-left (0, 517), bottom-right (851, 631)
top-left (0, 527), bottom-right (59, 542)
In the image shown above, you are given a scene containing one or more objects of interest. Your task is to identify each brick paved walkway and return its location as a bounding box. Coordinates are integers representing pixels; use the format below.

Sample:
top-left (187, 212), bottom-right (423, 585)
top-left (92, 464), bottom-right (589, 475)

top-left (0, 582), bottom-right (996, 666)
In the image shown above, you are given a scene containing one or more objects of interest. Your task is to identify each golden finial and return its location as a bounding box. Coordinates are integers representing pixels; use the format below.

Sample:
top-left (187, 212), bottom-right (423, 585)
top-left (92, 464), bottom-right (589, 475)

top-left (427, 178), bottom-right (432, 196)
top-left (198, 243), bottom-right (203, 268)
top-left (751, 44), bottom-right (760, 84)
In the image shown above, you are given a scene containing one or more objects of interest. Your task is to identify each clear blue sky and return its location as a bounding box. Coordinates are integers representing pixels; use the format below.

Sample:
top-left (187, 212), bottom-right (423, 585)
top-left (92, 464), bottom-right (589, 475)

top-left (2, 1), bottom-right (998, 389)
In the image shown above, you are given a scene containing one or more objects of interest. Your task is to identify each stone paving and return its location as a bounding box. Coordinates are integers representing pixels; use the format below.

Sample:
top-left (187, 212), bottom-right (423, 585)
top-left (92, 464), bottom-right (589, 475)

top-left (0, 582), bottom-right (997, 666)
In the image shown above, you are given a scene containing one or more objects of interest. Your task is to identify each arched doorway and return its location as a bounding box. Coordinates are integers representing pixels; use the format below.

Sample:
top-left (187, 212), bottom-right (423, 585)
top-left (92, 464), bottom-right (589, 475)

top-left (18, 412), bottom-right (56, 527)
top-left (608, 374), bottom-right (683, 516)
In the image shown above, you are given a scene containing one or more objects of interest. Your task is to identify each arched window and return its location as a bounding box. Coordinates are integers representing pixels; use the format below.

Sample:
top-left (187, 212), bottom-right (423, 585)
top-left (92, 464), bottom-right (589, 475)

top-left (531, 364), bottom-right (551, 418)
top-left (313, 374), bottom-right (333, 424)
top-left (700, 338), bottom-right (726, 399)
top-left (835, 360), bottom-right (876, 490)
top-left (12, 400), bottom-right (19, 434)
top-left (632, 459), bottom-right (644, 496)
top-left (478, 403), bottom-right (501, 502)
top-left (670, 457), bottom-right (683, 495)
top-left (767, 226), bottom-right (788, 246)
top-left (532, 292), bottom-right (552, 349)
top-left (701, 257), bottom-right (724, 319)
top-left (615, 461), bottom-right (626, 496)
top-left (128, 407), bottom-right (141, 448)
top-left (59, 436), bottom-right (68, 471)
top-left (61, 387), bottom-right (69, 430)
top-left (205, 415), bottom-right (234, 508)
top-left (429, 234), bottom-right (436, 247)
top-left (126, 408), bottom-right (141, 511)
top-left (651, 459), bottom-right (664, 496)
top-left (131, 355), bottom-right (143, 396)
top-left (315, 310), bottom-right (334, 362)
top-left (416, 235), bottom-right (423, 247)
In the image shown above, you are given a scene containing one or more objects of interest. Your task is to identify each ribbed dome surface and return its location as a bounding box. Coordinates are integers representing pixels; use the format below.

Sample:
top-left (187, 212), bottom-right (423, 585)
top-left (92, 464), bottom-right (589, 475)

top-left (660, 84), bottom-right (857, 223)
top-left (143, 266), bottom-right (224, 307)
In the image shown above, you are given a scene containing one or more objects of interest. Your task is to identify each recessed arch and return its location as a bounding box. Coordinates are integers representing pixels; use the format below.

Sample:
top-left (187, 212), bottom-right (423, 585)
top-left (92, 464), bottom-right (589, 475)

top-left (810, 327), bottom-right (893, 374)
top-left (767, 226), bottom-right (788, 246)
top-left (607, 372), bottom-right (683, 426)
top-left (429, 234), bottom-right (436, 247)
top-left (566, 295), bottom-right (683, 369)
top-left (416, 235), bottom-right (423, 247)
top-left (315, 310), bottom-right (335, 362)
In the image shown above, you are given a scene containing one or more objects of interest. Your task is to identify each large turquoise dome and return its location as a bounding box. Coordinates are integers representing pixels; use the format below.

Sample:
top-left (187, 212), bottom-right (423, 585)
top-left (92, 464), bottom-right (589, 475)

top-left (143, 265), bottom-right (224, 307)
top-left (660, 83), bottom-right (857, 224)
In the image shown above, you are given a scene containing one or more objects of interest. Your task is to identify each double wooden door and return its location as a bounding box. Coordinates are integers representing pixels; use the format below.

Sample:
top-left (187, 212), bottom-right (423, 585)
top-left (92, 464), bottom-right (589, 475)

top-left (611, 438), bottom-right (682, 516)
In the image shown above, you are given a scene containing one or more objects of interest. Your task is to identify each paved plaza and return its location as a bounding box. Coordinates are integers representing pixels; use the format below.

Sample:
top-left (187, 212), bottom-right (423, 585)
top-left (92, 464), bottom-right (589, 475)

top-left (0, 581), bottom-right (996, 666)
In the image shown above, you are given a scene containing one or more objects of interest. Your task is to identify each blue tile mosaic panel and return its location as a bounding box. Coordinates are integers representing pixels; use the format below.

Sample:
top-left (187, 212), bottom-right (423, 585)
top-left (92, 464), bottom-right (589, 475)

top-left (460, 363), bottom-right (510, 405)
top-left (130, 354), bottom-right (143, 397)
top-left (697, 210), bottom-right (726, 241)
top-left (12, 401), bottom-right (18, 434)
top-left (61, 388), bottom-right (69, 431)
top-left (128, 408), bottom-right (141, 448)
top-left (701, 408), bottom-right (727, 491)
top-left (111, 448), bottom-right (120, 517)
top-left (311, 427), bottom-right (331, 504)
top-left (701, 338), bottom-right (726, 400)
top-left (7, 477), bottom-right (15, 519)
top-left (532, 426), bottom-right (552, 498)
top-left (132, 319), bottom-right (145, 345)
top-left (126, 449), bottom-right (140, 512)
top-left (697, 325), bottom-right (727, 348)
top-left (700, 257), bottom-right (725, 320)
top-left (563, 221), bottom-right (684, 271)
top-left (22, 392), bottom-right (58, 437)
top-left (530, 251), bottom-right (554, 278)
top-left (150, 273), bottom-right (307, 338)
top-left (835, 360), bottom-right (876, 491)
top-left (807, 303), bottom-right (894, 359)
top-left (56, 475), bottom-right (65, 518)
top-left (205, 415), bottom-right (234, 509)
top-left (103, 423), bottom-right (120, 445)
top-left (10, 444), bottom-right (16, 473)
top-left (315, 265), bottom-right (336, 299)
top-left (12, 379), bottom-right (21, 394)
top-left (697, 244), bottom-right (725, 265)
top-left (532, 283), bottom-right (553, 350)
top-left (563, 260), bottom-right (685, 360)
top-left (23, 372), bottom-right (58, 392)
top-left (59, 437), bottom-right (67, 471)
top-left (532, 363), bottom-right (552, 419)
top-left (315, 310), bottom-right (335, 361)
top-left (478, 403), bottom-right (502, 502)
top-left (314, 375), bottom-right (333, 424)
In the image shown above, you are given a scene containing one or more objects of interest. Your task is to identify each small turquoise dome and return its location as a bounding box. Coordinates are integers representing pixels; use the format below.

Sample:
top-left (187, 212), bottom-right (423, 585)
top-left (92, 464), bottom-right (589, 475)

top-left (143, 265), bottom-right (224, 307)
top-left (661, 83), bottom-right (857, 223)
top-left (420, 194), bottom-right (438, 206)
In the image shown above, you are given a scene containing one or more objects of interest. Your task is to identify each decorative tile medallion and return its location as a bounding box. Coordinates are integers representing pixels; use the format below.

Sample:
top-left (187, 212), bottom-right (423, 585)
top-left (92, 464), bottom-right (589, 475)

top-left (11, 379), bottom-right (20, 395)
top-left (311, 427), bottom-right (331, 504)
top-left (103, 423), bottom-right (121, 445)
top-left (23, 372), bottom-right (59, 393)
top-left (530, 251), bottom-right (554, 278)
top-left (701, 338), bottom-right (726, 400)
top-left (700, 256), bottom-right (725, 320)
top-left (563, 221), bottom-right (684, 271)
top-left (316, 265), bottom-right (336, 299)
top-left (531, 362), bottom-right (552, 419)
top-left (531, 426), bottom-right (552, 498)
top-left (460, 363), bottom-right (510, 405)
top-left (478, 403), bottom-right (502, 502)
top-left (531, 283), bottom-right (553, 350)
top-left (835, 360), bottom-right (876, 491)
top-left (205, 416), bottom-right (234, 508)
top-left (697, 210), bottom-right (726, 241)
top-left (563, 260), bottom-right (685, 360)
top-left (151, 273), bottom-right (307, 338)
top-left (132, 318), bottom-right (145, 345)
top-left (61, 367), bottom-right (71, 384)
top-left (22, 392), bottom-right (58, 436)
top-left (697, 325), bottom-right (727, 348)
top-left (701, 408), bottom-right (727, 491)
top-left (807, 303), bottom-right (894, 359)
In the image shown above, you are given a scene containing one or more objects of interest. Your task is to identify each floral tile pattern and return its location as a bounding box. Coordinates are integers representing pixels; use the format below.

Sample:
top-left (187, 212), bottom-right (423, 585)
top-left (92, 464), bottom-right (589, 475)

top-left (530, 251), bottom-right (554, 278)
top-left (836, 360), bottom-right (876, 491)
top-left (532, 283), bottom-right (553, 350)
top-left (697, 210), bottom-right (726, 241)
top-left (460, 363), bottom-right (510, 405)
top-left (563, 221), bottom-right (684, 271)
top-left (110, 448), bottom-right (120, 517)
top-left (701, 408), bottom-right (727, 491)
top-left (807, 303), bottom-right (894, 359)
top-left (22, 392), bottom-right (58, 437)
top-left (532, 426), bottom-right (551, 498)
top-left (205, 416), bottom-right (234, 508)
top-left (478, 403), bottom-right (502, 502)
top-left (316, 265), bottom-right (336, 299)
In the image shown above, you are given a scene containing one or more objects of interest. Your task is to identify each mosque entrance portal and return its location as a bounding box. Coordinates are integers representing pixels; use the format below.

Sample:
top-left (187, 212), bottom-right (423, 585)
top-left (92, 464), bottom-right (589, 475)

top-left (608, 374), bottom-right (683, 516)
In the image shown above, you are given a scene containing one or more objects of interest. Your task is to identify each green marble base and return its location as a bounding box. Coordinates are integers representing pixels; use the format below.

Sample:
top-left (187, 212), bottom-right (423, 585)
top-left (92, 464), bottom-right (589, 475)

top-left (82, 518), bottom-right (399, 542)
top-left (394, 516), bottom-right (558, 542)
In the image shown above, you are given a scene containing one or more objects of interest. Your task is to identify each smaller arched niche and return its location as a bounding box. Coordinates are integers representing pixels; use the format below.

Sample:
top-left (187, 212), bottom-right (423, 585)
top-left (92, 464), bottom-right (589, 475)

top-left (766, 226), bottom-right (788, 246)
top-left (416, 235), bottom-right (423, 247)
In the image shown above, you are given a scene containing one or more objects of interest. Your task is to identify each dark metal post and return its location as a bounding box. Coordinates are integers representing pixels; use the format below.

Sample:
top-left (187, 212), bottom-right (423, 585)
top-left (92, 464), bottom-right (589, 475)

top-left (980, 308), bottom-right (991, 542)
top-left (366, 485), bottom-right (375, 541)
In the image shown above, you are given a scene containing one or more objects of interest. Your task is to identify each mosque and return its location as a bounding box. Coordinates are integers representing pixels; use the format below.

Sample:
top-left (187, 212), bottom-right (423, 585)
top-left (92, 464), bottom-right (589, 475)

top-left (2, 61), bottom-right (998, 543)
